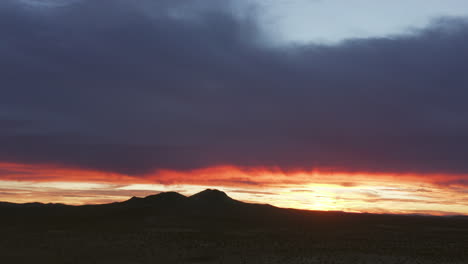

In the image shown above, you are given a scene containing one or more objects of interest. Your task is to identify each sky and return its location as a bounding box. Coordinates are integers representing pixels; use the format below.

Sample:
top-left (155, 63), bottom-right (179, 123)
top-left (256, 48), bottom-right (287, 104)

top-left (1, 0), bottom-right (468, 215)
top-left (256, 0), bottom-right (468, 43)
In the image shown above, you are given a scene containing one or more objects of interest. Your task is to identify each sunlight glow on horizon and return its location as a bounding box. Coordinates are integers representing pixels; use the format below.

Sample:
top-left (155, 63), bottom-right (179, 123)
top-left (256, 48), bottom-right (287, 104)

top-left (0, 162), bottom-right (467, 216)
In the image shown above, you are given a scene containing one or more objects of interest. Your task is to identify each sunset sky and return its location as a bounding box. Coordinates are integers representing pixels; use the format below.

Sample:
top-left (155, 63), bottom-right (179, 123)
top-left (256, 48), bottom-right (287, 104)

top-left (2, 0), bottom-right (468, 216)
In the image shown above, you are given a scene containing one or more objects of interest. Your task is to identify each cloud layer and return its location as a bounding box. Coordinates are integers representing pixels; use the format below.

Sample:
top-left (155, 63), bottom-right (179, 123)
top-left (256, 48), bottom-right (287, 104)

top-left (2, 0), bottom-right (468, 178)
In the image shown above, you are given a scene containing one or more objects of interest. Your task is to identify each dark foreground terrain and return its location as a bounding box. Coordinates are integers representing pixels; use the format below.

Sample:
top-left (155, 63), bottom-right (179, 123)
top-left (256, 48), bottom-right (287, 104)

top-left (1, 189), bottom-right (467, 264)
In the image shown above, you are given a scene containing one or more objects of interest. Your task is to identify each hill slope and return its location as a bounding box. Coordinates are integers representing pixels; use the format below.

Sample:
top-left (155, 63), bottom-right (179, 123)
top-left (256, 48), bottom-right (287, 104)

top-left (1, 189), bottom-right (467, 229)
top-left (1, 189), bottom-right (468, 264)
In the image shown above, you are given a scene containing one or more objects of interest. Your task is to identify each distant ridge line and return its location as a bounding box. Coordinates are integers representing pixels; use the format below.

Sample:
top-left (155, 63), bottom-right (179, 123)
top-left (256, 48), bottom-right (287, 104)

top-left (1, 189), bottom-right (468, 219)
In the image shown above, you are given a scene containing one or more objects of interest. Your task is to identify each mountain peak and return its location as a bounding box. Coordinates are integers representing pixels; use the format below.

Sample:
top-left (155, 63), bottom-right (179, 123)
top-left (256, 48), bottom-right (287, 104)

top-left (145, 191), bottom-right (186, 201)
top-left (189, 189), bottom-right (233, 202)
top-left (123, 191), bottom-right (186, 206)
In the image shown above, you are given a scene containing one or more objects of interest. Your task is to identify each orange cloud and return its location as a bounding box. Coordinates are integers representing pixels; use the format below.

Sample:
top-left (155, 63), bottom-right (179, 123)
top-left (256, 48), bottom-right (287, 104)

top-left (1, 161), bottom-right (468, 188)
top-left (1, 162), bottom-right (468, 216)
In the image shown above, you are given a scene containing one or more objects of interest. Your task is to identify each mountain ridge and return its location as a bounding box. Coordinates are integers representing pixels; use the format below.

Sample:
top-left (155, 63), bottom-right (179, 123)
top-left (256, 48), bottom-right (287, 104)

top-left (1, 189), bottom-right (468, 220)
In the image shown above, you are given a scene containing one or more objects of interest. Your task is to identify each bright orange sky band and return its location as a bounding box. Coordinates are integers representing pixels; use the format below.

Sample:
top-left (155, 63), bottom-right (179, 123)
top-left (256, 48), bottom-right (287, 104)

top-left (0, 162), bottom-right (467, 216)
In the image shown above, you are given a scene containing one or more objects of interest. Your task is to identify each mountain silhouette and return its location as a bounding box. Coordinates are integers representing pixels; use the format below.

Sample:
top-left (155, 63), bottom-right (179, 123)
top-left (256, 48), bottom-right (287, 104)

top-left (189, 189), bottom-right (232, 201)
top-left (1, 189), bottom-right (467, 230)
top-left (119, 189), bottom-right (238, 208)
top-left (2, 190), bottom-right (468, 264)
top-left (188, 189), bottom-right (240, 207)
top-left (117, 189), bottom-right (247, 213)
top-left (0, 189), bottom-right (293, 228)
top-left (122, 191), bottom-right (187, 207)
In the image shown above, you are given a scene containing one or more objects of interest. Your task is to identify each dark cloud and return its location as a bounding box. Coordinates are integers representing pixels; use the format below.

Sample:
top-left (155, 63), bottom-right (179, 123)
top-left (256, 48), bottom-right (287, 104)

top-left (2, 0), bottom-right (468, 177)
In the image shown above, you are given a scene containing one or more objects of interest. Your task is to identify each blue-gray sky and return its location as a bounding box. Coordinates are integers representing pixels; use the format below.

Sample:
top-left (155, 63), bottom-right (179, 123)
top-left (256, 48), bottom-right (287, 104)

top-left (18, 0), bottom-right (468, 43)
top-left (254, 0), bottom-right (468, 43)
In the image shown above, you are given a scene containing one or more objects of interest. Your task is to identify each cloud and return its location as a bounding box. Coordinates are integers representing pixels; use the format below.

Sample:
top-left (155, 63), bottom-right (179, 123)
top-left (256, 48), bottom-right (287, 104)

top-left (438, 179), bottom-right (468, 187)
top-left (2, 0), bottom-right (468, 179)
